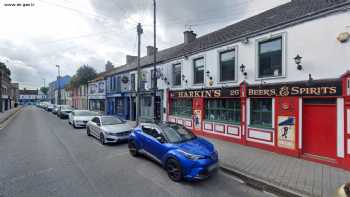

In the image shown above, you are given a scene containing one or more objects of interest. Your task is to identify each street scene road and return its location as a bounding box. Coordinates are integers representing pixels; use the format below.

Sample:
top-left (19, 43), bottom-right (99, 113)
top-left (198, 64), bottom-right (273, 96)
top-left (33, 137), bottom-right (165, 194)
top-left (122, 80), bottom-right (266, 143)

top-left (0, 107), bottom-right (268, 197)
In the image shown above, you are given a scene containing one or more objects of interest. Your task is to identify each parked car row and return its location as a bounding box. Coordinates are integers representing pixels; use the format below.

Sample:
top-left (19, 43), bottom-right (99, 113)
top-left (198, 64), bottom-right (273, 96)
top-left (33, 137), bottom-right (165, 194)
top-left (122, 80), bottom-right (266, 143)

top-left (37, 102), bottom-right (219, 182)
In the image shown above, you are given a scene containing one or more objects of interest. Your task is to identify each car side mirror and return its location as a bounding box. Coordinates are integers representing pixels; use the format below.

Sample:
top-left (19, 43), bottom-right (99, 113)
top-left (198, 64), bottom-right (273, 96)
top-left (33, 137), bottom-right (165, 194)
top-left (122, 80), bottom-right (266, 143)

top-left (156, 136), bottom-right (165, 143)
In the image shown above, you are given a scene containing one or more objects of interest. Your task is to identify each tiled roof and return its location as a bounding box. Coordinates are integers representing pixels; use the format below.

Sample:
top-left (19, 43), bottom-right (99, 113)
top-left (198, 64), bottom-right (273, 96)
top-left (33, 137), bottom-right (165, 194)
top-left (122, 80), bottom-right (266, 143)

top-left (109, 0), bottom-right (350, 75)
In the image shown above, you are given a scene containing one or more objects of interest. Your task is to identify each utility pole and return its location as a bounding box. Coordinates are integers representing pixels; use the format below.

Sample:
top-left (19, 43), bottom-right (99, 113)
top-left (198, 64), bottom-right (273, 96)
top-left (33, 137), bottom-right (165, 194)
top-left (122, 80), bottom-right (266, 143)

top-left (136, 23), bottom-right (143, 125)
top-left (56, 65), bottom-right (61, 105)
top-left (152, 0), bottom-right (158, 122)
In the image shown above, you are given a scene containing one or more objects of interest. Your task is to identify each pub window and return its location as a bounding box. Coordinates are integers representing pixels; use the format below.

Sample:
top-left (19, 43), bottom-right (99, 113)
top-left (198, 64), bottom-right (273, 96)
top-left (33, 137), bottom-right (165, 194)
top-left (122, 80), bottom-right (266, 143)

top-left (193, 57), bottom-right (204, 84)
top-left (173, 63), bottom-right (181, 86)
top-left (258, 37), bottom-right (283, 78)
top-left (171, 99), bottom-right (192, 118)
top-left (205, 99), bottom-right (240, 124)
top-left (220, 49), bottom-right (236, 81)
top-left (250, 98), bottom-right (272, 129)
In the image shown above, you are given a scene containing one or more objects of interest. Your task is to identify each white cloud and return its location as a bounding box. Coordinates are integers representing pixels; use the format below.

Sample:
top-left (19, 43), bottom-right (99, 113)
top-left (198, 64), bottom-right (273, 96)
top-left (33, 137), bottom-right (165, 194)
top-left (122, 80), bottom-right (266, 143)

top-left (0, 0), bottom-right (290, 89)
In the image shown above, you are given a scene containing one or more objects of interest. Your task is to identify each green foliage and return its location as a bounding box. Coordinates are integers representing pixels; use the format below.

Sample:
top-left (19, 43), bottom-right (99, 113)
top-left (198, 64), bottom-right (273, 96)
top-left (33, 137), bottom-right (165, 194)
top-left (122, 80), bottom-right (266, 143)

top-left (0, 62), bottom-right (11, 76)
top-left (40, 87), bottom-right (49, 94)
top-left (69, 65), bottom-right (97, 88)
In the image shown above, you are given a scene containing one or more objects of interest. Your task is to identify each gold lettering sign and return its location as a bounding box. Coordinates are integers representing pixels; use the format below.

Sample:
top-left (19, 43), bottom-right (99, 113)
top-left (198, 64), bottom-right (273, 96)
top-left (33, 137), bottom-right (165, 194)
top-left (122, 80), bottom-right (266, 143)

top-left (172, 88), bottom-right (240, 98)
top-left (248, 81), bottom-right (341, 97)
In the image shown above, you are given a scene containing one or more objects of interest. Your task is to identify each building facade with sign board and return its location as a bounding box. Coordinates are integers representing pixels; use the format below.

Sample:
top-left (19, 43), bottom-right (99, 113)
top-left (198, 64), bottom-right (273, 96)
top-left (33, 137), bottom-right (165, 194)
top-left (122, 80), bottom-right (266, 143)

top-left (88, 79), bottom-right (106, 113)
top-left (89, 0), bottom-right (350, 170)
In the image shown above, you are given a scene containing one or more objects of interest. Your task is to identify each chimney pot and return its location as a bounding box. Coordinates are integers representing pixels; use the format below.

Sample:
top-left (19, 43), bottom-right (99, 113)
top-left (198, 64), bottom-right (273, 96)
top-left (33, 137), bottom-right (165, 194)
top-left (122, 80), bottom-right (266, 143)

top-left (184, 30), bottom-right (197, 44)
top-left (126, 55), bottom-right (137, 64)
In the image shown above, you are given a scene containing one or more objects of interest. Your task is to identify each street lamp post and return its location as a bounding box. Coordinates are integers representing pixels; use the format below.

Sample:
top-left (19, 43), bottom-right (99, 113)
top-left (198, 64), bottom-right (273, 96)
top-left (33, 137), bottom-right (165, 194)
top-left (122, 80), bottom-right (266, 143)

top-left (56, 65), bottom-right (61, 105)
top-left (152, 0), bottom-right (158, 122)
top-left (136, 23), bottom-right (143, 125)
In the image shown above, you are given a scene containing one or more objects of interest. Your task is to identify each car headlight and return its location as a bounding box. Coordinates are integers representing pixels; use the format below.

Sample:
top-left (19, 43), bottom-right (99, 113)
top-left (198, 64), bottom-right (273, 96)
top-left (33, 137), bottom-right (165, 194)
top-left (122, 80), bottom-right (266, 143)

top-left (104, 132), bottom-right (113, 136)
top-left (178, 150), bottom-right (205, 160)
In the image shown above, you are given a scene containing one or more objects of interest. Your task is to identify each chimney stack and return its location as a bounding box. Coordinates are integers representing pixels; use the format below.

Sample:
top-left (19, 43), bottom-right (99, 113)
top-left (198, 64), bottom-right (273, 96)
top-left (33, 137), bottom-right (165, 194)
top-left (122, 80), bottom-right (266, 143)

top-left (184, 30), bottom-right (197, 44)
top-left (105, 61), bottom-right (114, 71)
top-left (126, 55), bottom-right (137, 64)
top-left (146, 46), bottom-right (158, 56)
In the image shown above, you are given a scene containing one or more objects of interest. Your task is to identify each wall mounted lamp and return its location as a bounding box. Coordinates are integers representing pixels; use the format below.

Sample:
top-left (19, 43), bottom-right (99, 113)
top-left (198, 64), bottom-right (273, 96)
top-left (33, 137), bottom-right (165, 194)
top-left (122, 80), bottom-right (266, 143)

top-left (294, 54), bottom-right (303, 70)
top-left (240, 64), bottom-right (247, 77)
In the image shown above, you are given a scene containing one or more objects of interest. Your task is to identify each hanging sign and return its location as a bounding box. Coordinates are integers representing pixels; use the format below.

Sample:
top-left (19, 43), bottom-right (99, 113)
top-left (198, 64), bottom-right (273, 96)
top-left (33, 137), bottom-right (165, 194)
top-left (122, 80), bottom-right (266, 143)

top-left (247, 80), bottom-right (342, 97)
top-left (277, 116), bottom-right (296, 149)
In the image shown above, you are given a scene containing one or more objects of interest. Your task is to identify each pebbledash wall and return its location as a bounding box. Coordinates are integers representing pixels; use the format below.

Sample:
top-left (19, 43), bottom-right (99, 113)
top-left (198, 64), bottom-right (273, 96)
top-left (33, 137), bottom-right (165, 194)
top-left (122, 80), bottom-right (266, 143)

top-left (163, 10), bottom-right (350, 169)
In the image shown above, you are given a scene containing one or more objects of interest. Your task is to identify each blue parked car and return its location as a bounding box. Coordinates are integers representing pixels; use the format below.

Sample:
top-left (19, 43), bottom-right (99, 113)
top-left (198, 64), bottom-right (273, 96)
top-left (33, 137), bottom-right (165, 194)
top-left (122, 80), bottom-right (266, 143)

top-left (128, 122), bottom-right (219, 182)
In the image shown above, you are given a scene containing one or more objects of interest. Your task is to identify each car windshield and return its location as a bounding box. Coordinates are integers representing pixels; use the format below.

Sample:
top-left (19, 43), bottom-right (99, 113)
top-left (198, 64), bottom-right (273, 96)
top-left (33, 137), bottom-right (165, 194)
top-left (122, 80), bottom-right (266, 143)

top-left (101, 117), bottom-right (123, 125)
top-left (161, 124), bottom-right (196, 143)
top-left (61, 106), bottom-right (73, 111)
top-left (75, 111), bottom-right (98, 116)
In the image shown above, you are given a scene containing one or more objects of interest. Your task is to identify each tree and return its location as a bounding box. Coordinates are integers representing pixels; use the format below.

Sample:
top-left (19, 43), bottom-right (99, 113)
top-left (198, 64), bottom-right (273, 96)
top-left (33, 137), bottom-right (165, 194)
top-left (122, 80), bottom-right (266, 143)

top-left (40, 87), bottom-right (49, 95)
top-left (69, 65), bottom-right (97, 88)
top-left (0, 62), bottom-right (11, 76)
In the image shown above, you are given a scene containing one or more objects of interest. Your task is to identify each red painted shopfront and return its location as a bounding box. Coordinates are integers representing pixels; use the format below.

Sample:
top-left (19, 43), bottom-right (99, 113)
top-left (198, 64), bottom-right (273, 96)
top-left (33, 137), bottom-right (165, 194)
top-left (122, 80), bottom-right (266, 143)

top-left (167, 72), bottom-right (350, 170)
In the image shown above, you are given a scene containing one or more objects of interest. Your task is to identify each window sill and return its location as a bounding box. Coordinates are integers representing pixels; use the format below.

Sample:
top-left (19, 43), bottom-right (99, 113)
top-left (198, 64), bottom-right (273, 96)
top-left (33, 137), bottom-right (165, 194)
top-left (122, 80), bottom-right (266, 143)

top-left (217, 80), bottom-right (238, 85)
top-left (248, 125), bottom-right (274, 131)
top-left (255, 75), bottom-right (286, 81)
top-left (205, 120), bottom-right (240, 126)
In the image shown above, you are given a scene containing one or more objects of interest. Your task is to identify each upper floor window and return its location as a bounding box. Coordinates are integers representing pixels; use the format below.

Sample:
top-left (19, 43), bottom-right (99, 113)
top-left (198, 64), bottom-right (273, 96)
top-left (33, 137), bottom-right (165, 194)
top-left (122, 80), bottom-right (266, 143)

top-left (150, 69), bottom-right (156, 89)
top-left (172, 63), bottom-right (181, 86)
top-left (116, 76), bottom-right (121, 92)
top-left (193, 57), bottom-right (204, 84)
top-left (258, 37), bottom-right (282, 78)
top-left (130, 73), bottom-right (136, 91)
top-left (219, 49), bottom-right (236, 81)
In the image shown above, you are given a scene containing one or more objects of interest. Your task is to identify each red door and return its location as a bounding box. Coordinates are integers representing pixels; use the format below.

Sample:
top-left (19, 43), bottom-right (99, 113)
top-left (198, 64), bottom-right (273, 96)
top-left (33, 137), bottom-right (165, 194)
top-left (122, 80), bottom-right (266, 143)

top-left (303, 101), bottom-right (337, 160)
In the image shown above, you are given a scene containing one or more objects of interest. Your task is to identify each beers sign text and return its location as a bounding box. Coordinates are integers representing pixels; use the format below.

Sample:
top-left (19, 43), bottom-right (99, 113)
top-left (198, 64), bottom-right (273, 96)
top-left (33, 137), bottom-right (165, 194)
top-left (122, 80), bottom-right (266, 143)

top-left (248, 80), bottom-right (342, 97)
top-left (172, 88), bottom-right (240, 98)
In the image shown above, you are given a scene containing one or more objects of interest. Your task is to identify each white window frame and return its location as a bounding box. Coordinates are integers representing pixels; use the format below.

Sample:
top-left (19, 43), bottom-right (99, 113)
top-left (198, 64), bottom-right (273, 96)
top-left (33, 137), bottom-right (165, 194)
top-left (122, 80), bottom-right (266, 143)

top-left (171, 61), bottom-right (183, 88)
top-left (191, 55), bottom-right (206, 86)
top-left (217, 45), bottom-right (239, 84)
top-left (255, 32), bottom-right (287, 80)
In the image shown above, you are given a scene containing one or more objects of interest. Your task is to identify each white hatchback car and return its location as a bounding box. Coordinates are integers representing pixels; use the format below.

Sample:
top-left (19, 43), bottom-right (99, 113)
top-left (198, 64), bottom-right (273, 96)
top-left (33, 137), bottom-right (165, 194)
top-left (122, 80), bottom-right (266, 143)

top-left (69, 110), bottom-right (99, 128)
top-left (86, 116), bottom-right (133, 145)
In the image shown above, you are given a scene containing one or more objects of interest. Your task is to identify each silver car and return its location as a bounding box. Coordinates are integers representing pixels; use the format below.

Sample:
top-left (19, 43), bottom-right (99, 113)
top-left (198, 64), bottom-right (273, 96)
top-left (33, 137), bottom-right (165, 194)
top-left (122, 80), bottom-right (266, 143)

top-left (86, 116), bottom-right (133, 145)
top-left (69, 110), bottom-right (99, 128)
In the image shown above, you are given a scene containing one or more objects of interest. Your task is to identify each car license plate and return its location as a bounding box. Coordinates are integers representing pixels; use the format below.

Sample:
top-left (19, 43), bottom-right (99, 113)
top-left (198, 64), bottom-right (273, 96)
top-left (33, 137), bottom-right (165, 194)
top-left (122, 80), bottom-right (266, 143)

top-left (208, 163), bottom-right (219, 172)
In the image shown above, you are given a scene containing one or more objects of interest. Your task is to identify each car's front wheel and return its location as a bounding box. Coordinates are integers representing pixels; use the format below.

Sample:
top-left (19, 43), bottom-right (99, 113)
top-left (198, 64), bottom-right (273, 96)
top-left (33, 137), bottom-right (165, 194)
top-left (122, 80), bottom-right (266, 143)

top-left (72, 121), bottom-right (77, 128)
top-left (100, 133), bottom-right (105, 145)
top-left (128, 140), bottom-right (139, 157)
top-left (166, 158), bottom-right (182, 182)
top-left (86, 127), bottom-right (91, 136)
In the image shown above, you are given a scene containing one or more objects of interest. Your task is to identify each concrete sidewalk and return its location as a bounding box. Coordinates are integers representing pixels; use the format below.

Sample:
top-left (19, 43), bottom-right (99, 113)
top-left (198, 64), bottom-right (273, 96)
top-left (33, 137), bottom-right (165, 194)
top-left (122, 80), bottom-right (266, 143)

top-left (205, 137), bottom-right (350, 197)
top-left (0, 107), bottom-right (21, 126)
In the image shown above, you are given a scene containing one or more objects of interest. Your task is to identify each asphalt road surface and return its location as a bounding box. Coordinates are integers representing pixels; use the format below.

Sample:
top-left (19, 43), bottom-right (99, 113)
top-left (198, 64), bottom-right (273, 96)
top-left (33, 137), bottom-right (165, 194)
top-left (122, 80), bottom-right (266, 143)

top-left (0, 107), bottom-right (270, 197)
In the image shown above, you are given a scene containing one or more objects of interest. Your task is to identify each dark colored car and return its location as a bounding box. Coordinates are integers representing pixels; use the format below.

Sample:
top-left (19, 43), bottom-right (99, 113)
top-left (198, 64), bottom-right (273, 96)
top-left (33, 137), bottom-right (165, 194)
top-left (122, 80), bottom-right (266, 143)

top-left (128, 122), bottom-right (219, 182)
top-left (57, 105), bottom-right (74, 119)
